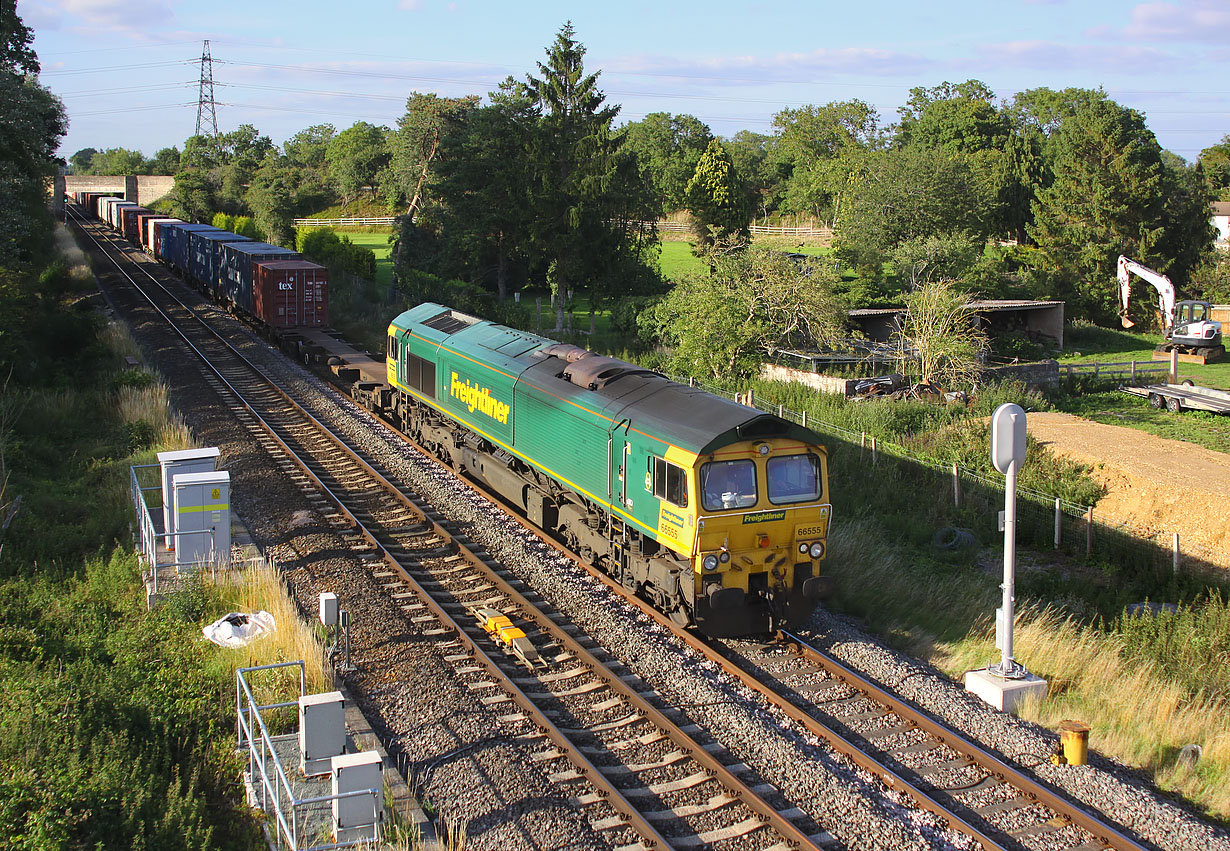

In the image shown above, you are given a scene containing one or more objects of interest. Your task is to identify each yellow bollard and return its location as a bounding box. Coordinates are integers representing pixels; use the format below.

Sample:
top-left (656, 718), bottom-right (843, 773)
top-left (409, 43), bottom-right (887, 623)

top-left (1052, 720), bottom-right (1090, 766)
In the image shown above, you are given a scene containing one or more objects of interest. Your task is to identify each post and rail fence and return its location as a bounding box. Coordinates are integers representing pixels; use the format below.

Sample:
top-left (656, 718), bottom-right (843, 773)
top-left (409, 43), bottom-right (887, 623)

top-left (681, 373), bottom-right (1224, 573)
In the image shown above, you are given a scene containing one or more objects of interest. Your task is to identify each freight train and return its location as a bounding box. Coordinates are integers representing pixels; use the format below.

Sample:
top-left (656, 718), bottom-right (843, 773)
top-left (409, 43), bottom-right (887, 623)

top-left (70, 193), bottom-right (832, 636)
top-left (364, 303), bottom-right (833, 637)
top-left (68, 192), bottom-right (329, 328)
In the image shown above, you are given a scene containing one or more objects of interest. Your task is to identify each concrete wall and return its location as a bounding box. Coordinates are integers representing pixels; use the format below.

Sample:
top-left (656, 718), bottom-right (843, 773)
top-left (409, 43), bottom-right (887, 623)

top-left (57, 175), bottom-right (175, 206)
top-left (760, 363), bottom-right (855, 395)
top-left (981, 359), bottom-right (1060, 388)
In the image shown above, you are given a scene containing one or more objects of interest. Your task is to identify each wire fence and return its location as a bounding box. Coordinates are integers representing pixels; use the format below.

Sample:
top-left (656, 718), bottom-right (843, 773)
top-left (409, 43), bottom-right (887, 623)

top-left (679, 374), bottom-right (1225, 571)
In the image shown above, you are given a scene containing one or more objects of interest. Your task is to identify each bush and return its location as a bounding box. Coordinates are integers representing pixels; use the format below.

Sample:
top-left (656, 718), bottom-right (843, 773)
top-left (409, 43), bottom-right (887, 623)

top-left (296, 227), bottom-right (377, 279)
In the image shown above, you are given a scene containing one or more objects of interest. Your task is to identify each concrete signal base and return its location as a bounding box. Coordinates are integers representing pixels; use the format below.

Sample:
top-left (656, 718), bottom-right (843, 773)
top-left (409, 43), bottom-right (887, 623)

top-left (965, 668), bottom-right (1048, 714)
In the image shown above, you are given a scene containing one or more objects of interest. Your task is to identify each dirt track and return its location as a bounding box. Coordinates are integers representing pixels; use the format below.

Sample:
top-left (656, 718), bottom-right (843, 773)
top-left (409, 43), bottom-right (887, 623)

top-left (1027, 412), bottom-right (1230, 567)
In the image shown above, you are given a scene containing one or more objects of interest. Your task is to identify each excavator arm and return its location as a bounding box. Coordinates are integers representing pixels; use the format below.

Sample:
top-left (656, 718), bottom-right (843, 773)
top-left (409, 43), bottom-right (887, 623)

top-left (1117, 255), bottom-right (1176, 331)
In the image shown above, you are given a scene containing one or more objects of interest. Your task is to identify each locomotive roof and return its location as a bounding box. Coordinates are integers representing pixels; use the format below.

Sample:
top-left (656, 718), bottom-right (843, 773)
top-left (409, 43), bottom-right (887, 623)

top-left (392, 303), bottom-right (817, 456)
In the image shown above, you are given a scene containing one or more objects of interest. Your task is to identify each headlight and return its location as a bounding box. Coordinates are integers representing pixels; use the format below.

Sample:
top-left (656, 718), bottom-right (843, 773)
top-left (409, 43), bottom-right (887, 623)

top-left (798, 543), bottom-right (808, 554)
top-left (703, 554), bottom-right (719, 571)
top-left (809, 542), bottom-right (825, 559)
top-left (719, 550), bottom-right (730, 563)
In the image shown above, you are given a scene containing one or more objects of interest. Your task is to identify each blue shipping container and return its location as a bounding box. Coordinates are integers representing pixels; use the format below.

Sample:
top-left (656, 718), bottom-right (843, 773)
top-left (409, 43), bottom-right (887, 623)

top-left (189, 231), bottom-right (252, 294)
top-left (220, 242), bottom-right (300, 313)
top-left (161, 224), bottom-right (218, 275)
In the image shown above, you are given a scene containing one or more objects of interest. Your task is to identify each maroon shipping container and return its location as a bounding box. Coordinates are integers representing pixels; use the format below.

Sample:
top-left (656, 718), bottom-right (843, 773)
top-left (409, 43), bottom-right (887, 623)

top-left (134, 211), bottom-right (161, 246)
top-left (121, 206), bottom-right (151, 243)
top-left (253, 260), bottom-right (329, 328)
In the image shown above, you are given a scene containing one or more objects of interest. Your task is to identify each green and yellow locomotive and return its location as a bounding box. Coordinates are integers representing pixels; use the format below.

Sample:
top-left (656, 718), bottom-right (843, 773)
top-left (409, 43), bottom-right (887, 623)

top-left (383, 303), bottom-right (832, 637)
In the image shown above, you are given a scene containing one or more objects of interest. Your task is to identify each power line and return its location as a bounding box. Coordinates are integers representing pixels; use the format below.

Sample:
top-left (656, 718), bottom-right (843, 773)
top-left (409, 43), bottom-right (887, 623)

top-left (195, 39), bottom-right (219, 138)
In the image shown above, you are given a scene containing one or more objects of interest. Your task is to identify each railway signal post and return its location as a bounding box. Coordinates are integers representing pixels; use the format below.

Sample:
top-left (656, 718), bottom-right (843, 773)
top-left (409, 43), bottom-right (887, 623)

top-left (965, 403), bottom-right (1048, 713)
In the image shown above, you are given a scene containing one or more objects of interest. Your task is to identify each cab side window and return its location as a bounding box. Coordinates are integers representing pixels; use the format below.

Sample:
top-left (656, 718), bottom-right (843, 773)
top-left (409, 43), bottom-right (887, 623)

top-left (651, 456), bottom-right (688, 508)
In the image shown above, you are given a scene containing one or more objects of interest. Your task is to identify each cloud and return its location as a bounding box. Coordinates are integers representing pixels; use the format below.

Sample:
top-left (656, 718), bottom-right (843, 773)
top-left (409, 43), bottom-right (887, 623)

top-left (28, 0), bottom-right (179, 36)
top-left (609, 47), bottom-right (933, 85)
top-left (1119, 1), bottom-right (1230, 42)
top-left (971, 40), bottom-right (1173, 73)
top-left (397, 0), bottom-right (423, 9)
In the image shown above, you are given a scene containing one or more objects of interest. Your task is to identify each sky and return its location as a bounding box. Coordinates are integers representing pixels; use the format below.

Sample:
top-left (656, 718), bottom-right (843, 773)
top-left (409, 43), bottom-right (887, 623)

top-left (23, 0), bottom-right (1230, 164)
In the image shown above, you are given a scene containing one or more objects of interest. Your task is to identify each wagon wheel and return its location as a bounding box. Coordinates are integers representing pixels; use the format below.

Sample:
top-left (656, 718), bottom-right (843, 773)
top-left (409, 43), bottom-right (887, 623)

top-left (1148, 392), bottom-right (1163, 409)
top-left (1166, 396), bottom-right (1182, 414)
top-left (1182, 379), bottom-right (1195, 387)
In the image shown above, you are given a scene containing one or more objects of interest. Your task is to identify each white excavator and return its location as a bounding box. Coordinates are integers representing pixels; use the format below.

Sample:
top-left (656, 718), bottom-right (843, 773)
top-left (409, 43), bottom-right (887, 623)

top-left (1117, 255), bottom-right (1224, 361)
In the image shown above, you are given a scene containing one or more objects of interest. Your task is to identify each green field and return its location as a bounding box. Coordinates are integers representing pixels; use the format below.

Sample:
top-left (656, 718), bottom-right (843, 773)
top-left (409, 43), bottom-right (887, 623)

top-left (339, 231), bottom-right (396, 289)
top-left (658, 239), bottom-right (833, 281)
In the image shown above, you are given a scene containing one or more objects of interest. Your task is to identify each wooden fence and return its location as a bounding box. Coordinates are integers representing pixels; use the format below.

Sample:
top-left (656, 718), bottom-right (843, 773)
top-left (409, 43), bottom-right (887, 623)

top-left (293, 216), bottom-right (399, 227)
top-left (1059, 360), bottom-right (1170, 380)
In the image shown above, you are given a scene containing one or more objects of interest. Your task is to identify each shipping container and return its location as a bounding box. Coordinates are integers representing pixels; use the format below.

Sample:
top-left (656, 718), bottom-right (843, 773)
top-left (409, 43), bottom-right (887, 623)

top-left (253, 260), bottom-right (329, 328)
top-left (122, 207), bottom-right (152, 243)
top-left (92, 194), bottom-right (120, 220)
top-left (132, 210), bottom-right (162, 245)
top-left (188, 230), bottom-right (252, 294)
top-left (143, 217), bottom-right (180, 255)
top-left (161, 223), bottom-right (218, 275)
top-left (98, 197), bottom-right (124, 225)
top-left (220, 242), bottom-right (300, 312)
top-left (107, 200), bottom-right (137, 230)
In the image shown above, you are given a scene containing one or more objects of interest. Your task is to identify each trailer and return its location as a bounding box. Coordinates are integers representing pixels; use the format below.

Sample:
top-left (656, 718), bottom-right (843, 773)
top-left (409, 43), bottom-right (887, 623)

top-left (1120, 381), bottom-right (1230, 414)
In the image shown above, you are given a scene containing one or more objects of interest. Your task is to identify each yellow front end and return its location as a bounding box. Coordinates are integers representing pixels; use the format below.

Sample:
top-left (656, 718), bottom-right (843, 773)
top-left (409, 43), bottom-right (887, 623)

top-left (689, 439), bottom-right (831, 636)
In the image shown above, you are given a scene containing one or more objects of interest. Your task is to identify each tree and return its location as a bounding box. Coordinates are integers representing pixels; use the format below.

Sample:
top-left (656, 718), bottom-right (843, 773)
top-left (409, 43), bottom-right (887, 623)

top-left (894, 277), bottom-right (988, 390)
top-left (430, 86), bottom-right (538, 301)
top-left (283, 124), bottom-right (335, 170)
top-left (83, 147), bottom-right (149, 175)
top-left (520, 22), bottom-right (655, 329)
top-left (148, 146), bottom-right (181, 174)
top-left (833, 147), bottom-right (995, 281)
top-left (0, 7), bottom-right (66, 267)
top-left (896, 80), bottom-right (1008, 154)
top-left (646, 242), bottom-right (846, 380)
top-left (620, 112), bottom-right (713, 214)
top-left (685, 139), bottom-right (749, 249)
top-left (246, 156), bottom-right (296, 246)
top-left (771, 100), bottom-right (882, 223)
top-left (1198, 135), bottom-right (1230, 200)
top-left (1027, 99), bottom-right (1169, 319)
top-left (725, 130), bottom-right (784, 222)
top-left (69, 148), bottom-right (97, 174)
top-left (325, 121), bottom-right (389, 203)
top-left (383, 93), bottom-right (478, 215)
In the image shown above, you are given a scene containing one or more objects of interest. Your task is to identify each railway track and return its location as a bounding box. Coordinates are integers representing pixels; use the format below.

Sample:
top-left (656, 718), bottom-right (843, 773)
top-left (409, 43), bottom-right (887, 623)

top-left (72, 208), bottom-right (1157, 851)
top-left (71, 209), bottom-right (841, 850)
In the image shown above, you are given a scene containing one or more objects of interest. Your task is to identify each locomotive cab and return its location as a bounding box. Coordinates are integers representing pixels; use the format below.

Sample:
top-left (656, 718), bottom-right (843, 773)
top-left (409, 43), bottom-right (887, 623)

top-left (687, 437), bottom-right (831, 637)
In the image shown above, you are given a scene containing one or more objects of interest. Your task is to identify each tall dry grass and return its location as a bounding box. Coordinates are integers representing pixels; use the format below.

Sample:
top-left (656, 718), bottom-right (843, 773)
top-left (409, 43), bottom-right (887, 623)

top-left (53, 222), bottom-right (93, 283)
top-left (939, 612), bottom-right (1230, 816)
top-left (114, 381), bottom-right (192, 449)
top-left (210, 560), bottom-right (331, 695)
top-left (827, 518), bottom-right (1230, 816)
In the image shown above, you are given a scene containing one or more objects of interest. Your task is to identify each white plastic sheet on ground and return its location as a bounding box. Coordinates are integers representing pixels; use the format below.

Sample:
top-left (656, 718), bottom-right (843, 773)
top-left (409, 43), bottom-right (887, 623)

top-left (202, 611), bottom-right (276, 647)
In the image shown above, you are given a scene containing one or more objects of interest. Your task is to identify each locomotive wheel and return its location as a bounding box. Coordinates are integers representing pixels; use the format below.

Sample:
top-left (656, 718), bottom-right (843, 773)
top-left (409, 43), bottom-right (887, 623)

top-left (1166, 396), bottom-right (1182, 414)
top-left (1148, 392), bottom-right (1163, 409)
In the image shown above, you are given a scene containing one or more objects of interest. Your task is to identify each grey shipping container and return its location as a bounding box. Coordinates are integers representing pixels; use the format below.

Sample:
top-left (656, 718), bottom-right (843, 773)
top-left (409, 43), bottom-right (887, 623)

top-left (189, 230), bottom-right (252, 294)
top-left (219, 242), bottom-right (300, 312)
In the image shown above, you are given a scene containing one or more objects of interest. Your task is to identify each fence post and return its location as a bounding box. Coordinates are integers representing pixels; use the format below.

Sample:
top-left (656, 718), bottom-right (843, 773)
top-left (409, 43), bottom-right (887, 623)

top-left (861, 432), bottom-right (866, 460)
top-left (1093, 361), bottom-right (1099, 378)
top-left (951, 463), bottom-right (960, 507)
top-left (1054, 498), bottom-right (1062, 550)
top-left (1173, 533), bottom-right (1181, 574)
top-left (1170, 349), bottom-right (1179, 383)
top-left (1131, 360), bottom-right (1137, 380)
top-left (801, 410), bottom-right (808, 427)
top-left (778, 403), bottom-right (783, 417)
top-left (1086, 506), bottom-right (1094, 556)
top-left (746, 388), bottom-right (754, 408)
top-left (872, 437), bottom-right (878, 465)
